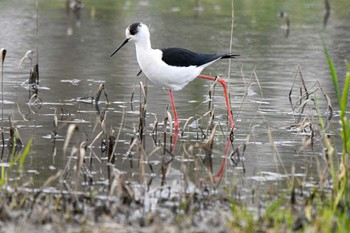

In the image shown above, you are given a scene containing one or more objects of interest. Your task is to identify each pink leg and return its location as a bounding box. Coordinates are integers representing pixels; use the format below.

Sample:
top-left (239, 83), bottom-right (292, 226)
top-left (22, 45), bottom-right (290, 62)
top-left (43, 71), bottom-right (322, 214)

top-left (169, 89), bottom-right (179, 152)
top-left (198, 75), bottom-right (235, 181)
top-left (197, 75), bottom-right (235, 130)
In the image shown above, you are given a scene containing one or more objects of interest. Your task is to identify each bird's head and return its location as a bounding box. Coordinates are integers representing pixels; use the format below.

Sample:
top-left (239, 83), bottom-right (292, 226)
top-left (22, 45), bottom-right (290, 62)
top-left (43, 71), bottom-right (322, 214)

top-left (126, 22), bottom-right (150, 42)
top-left (110, 22), bottom-right (150, 58)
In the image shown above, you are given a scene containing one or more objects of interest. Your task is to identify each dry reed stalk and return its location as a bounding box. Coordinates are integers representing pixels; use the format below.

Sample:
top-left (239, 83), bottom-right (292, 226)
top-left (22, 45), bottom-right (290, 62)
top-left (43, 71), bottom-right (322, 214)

top-left (35, 0), bottom-right (39, 84)
top-left (110, 103), bottom-right (127, 162)
top-left (138, 82), bottom-right (147, 148)
top-left (227, 0), bottom-right (235, 86)
top-left (137, 140), bottom-right (148, 187)
top-left (151, 115), bottom-right (158, 146)
top-left (203, 124), bottom-right (218, 181)
top-left (52, 107), bottom-right (58, 139)
top-left (267, 125), bottom-right (291, 185)
top-left (73, 141), bottom-right (87, 191)
top-left (63, 124), bottom-right (78, 156)
top-left (166, 110), bottom-right (175, 152)
top-left (1, 48), bottom-right (6, 148)
top-left (7, 114), bottom-right (23, 153)
top-left (236, 69), bottom-right (262, 122)
top-left (163, 113), bottom-right (168, 155)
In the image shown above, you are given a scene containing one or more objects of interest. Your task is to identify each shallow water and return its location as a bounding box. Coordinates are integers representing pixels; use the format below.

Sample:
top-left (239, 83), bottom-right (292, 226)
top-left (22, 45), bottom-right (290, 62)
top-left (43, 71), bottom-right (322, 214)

top-left (1, 0), bottom-right (350, 197)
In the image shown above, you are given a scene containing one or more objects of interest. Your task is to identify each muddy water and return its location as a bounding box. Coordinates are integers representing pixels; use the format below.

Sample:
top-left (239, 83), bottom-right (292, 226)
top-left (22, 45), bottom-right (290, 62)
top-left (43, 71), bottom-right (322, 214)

top-left (1, 0), bottom-right (350, 195)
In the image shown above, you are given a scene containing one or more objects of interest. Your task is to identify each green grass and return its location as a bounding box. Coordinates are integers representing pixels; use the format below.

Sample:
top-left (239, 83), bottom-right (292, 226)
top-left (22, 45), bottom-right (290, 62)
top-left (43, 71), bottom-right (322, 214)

top-left (323, 42), bottom-right (350, 210)
top-left (0, 138), bottom-right (32, 187)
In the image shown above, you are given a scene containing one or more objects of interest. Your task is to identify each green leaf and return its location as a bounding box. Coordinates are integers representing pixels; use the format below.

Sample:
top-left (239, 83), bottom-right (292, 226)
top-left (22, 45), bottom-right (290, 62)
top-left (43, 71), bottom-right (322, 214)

top-left (266, 198), bottom-right (284, 216)
top-left (322, 40), bottom-right (340, 103)
top-left (340, 73), bottom-right (350, 117)
top-left (18, 138), bottom-right (32, 172)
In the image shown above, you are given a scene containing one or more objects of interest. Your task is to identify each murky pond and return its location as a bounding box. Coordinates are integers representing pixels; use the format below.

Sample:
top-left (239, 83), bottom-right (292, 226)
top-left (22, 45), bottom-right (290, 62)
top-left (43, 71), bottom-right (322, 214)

top-left (1, 0), bottom-right (350, 220)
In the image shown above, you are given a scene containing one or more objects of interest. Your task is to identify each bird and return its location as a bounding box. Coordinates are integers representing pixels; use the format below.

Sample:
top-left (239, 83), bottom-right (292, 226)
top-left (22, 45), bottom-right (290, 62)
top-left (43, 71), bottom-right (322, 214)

top-left (279, 11), bottom-right (290, 37)
top-left (110, 22), bottom-right (238, 139)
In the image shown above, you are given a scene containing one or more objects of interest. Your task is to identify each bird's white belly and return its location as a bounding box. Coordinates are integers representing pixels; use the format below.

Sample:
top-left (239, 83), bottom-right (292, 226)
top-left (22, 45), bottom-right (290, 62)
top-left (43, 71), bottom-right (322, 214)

top-left (137, 49), bottom-right (203, 91)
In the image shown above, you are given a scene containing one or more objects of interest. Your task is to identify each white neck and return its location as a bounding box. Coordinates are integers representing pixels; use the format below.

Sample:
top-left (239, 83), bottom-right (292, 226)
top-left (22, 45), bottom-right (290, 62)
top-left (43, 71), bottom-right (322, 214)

top-left (135, 31), bottom-right (152, 49)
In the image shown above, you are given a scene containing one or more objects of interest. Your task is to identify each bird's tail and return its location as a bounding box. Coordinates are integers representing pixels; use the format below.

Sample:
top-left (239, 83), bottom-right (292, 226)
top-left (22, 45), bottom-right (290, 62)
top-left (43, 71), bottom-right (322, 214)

top-left (221, 53), bottom-right (240, 59)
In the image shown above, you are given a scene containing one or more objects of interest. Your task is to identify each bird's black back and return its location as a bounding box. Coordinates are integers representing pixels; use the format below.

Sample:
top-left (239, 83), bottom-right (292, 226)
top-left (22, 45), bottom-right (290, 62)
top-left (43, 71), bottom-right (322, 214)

top-left (161, 48), bottom-right (238, 67)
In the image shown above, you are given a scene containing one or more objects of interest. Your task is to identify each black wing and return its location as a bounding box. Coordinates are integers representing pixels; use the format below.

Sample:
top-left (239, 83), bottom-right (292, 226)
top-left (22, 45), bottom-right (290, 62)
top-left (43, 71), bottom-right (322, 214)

top-left (161, 48), bottom-right (237, 67)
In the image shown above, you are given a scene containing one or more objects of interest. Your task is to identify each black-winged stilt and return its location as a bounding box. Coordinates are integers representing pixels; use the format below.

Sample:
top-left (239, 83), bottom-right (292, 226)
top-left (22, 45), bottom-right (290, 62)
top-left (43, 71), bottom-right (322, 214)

top-left (110, 22), bottom-right (238, 135)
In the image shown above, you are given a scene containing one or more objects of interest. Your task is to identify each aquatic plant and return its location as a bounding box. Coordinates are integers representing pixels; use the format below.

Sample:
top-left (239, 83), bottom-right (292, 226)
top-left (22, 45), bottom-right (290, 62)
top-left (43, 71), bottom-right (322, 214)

top-left (0, 138), bottom-right (32, 187)
top-left (322, 42), bottom-right (350, 210)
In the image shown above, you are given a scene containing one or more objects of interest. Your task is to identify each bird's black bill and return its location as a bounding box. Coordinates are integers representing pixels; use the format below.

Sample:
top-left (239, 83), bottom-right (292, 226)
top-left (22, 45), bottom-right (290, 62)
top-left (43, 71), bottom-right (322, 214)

top-left (110, 38), bottom-right (130, 58)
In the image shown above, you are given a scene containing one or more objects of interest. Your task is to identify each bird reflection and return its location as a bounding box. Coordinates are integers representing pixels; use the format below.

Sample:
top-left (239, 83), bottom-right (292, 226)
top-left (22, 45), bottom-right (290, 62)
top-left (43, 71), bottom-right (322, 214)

top-left (66, 0), bottom-right (83, 36)
top-left (280, 11), bottom-right (290, 38)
